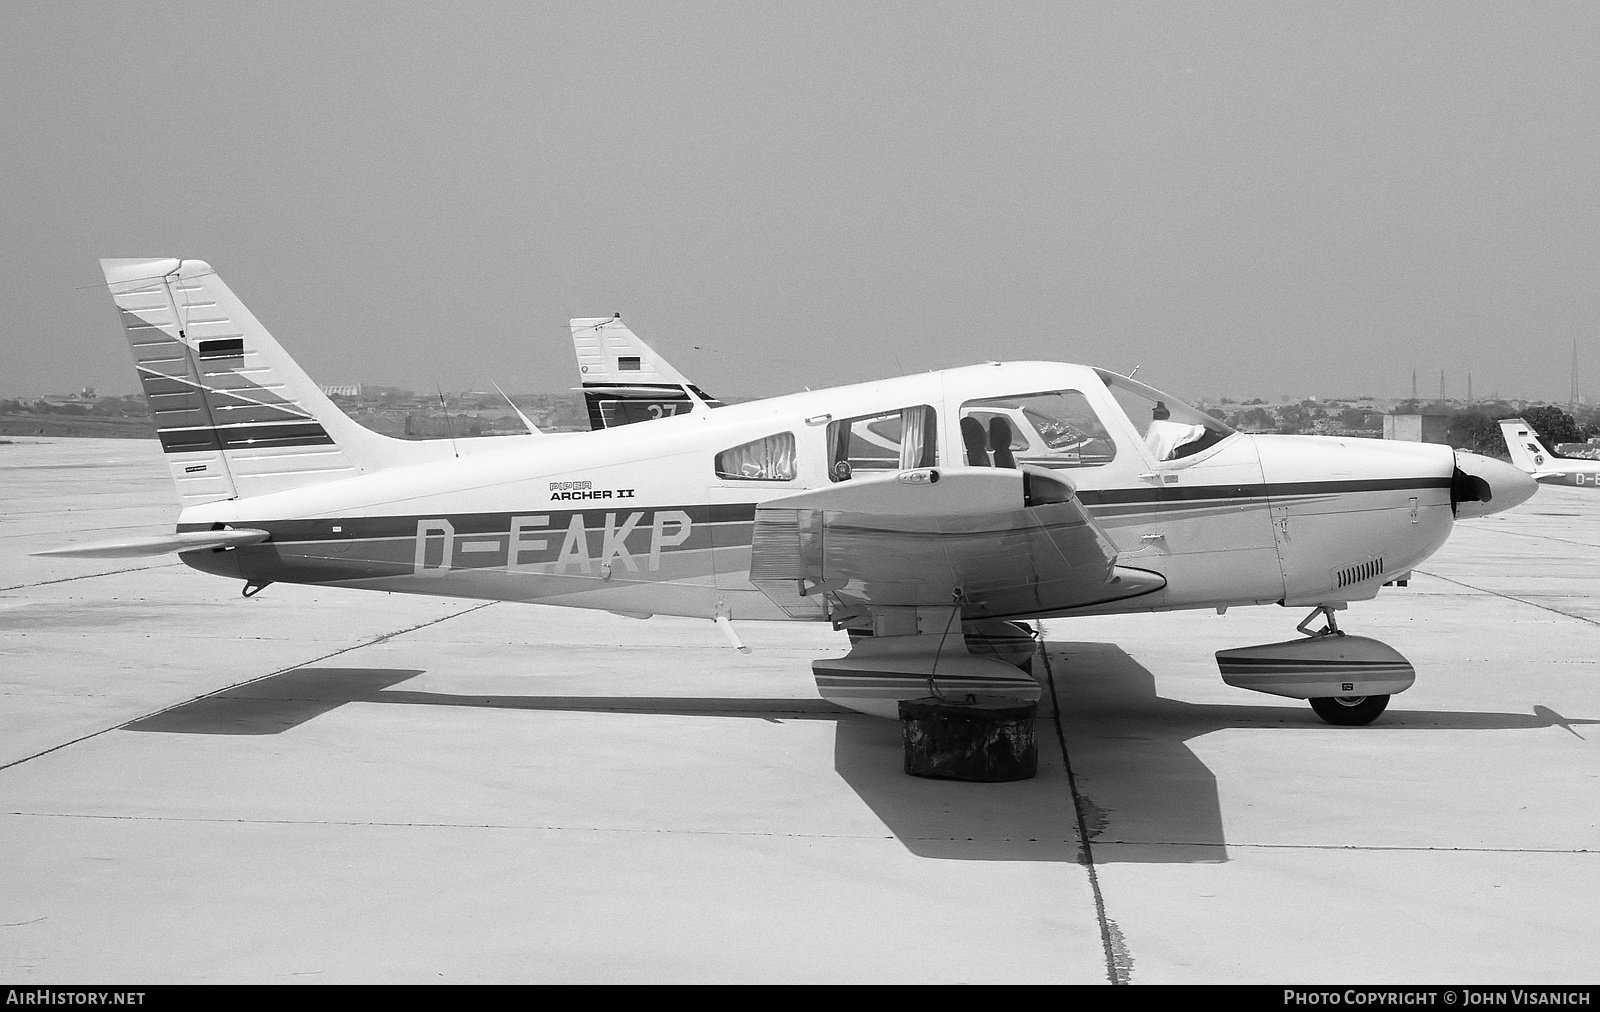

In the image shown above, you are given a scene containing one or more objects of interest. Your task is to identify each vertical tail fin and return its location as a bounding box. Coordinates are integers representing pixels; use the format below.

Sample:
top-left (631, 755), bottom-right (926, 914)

top-left (1499, 418), bottom-right (1552, 475)
top-left (570, 315), bottom-right (722, 429)
top-left (101, 258), bottom-right (417, 506)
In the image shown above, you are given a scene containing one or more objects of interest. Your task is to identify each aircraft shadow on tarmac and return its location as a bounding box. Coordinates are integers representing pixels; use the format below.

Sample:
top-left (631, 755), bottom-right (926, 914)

top-left (1045, 641), bottom-right (1599, 864)
top-left (123, 651), bottom-right (1596, 865)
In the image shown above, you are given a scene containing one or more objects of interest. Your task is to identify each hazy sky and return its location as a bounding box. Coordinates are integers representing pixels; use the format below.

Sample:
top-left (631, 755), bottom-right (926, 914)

top-left (4, 2), bottom-right (1599, 404)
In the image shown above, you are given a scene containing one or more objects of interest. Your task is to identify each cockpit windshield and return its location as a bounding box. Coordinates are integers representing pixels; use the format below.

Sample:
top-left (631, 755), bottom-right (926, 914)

top-left (1095, 369), bottom-right (1235, 462)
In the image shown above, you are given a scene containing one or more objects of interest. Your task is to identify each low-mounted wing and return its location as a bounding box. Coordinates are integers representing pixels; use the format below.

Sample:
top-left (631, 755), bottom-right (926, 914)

top-left (749, 466), bottom-right (1162, 620)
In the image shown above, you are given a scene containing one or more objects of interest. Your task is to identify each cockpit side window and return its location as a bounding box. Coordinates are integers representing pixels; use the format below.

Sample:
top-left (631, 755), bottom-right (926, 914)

top-left (826, 405), bottom-right (937, 482)
top-left (958, 391), bottom-right (1116, 469)
top-left (1095, 370), bottom-right (1234, 462)
top-left (715, 432), bottom-right (797, 481)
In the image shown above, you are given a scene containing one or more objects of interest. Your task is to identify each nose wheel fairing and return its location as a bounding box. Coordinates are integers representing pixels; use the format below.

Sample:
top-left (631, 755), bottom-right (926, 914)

top-left (1216, 606), bottom-right (1415, 726)
top-left (1215, 633), bottom-right (1416, 701)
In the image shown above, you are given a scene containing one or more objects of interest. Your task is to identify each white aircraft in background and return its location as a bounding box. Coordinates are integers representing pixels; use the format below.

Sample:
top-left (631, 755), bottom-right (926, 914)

top-left (571, 317), bottom-right (1117, 469)
top-left (571, 315), bottom-right (722, 429)
top-left (1500, 418), bottom-right (1600, 487)
top-left (42, 258), bottom-right (1537, 728)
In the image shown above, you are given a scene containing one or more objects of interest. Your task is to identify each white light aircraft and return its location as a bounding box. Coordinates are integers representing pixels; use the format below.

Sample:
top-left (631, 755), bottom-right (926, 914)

top-left (571, 315), bottom-right (722, 428)
top-left (1499, 418), bottom-right (1600, 488)
top-left (44, 258), bottom-right (1538, 728)
top-left (572, 316), bottom-right (1117, 473)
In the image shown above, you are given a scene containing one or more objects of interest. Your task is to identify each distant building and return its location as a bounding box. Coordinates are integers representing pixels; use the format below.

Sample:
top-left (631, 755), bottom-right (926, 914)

top-left (405, 415), bottom-right (481, 439)
top-left (321, 384), bottom-right (362, 398)
top-left (1383, 412), bottom-right (1449, 444)
top-left (1555, 441), bottom-right (1600, 460)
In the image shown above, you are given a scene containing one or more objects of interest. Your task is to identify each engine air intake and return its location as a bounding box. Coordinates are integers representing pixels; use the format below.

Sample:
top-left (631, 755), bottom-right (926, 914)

top-left (1336, 557), bottom-right (1385, 588)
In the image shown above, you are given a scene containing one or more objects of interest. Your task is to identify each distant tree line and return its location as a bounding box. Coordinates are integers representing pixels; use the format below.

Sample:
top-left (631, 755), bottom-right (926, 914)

top-left (1445, 403), bottom-right (1596, 457)
top-left (1214, 398), bottom-right (1600, 459)
top-left (0, 396), bottom-right (148, 418)
top-left (1218, 399), bottom-right (1380, 435)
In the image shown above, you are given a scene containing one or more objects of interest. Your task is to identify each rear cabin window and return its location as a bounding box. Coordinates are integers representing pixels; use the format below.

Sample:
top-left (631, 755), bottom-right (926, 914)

top-left (827, 405), bottom-right (937, 482)
top-left (959, 391), bottom-right (1116, 469)
top-left (715, 432), bottom-right (797, 481)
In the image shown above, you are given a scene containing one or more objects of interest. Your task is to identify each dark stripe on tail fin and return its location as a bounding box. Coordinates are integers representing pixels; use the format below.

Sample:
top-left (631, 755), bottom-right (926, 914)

top-left (103, 258), bottom-right (435, 507)
top-left (157, 422), bottom-right (334, 453)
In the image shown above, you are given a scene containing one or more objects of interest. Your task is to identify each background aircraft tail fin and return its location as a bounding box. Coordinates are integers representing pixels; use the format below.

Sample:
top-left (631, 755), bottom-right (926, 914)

top-left (570, 315), bottom-right (722, 429)
top-left (1499, 417), bottom-right (1553, 475)
top-left (101, 258), bottom-right (415, 507)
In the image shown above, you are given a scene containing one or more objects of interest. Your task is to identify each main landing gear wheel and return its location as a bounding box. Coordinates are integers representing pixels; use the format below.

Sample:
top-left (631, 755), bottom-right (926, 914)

top-left (1309, 694), bottom-right (1391, 726)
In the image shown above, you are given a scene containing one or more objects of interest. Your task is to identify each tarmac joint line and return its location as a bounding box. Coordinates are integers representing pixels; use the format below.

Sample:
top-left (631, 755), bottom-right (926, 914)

top-left (1040, 631), bottom-right (1133, 986)
top-left (0, 600), bottom-right (499, 774)
top-left (1082, 839), bottom-right (1596, 855)
top-left (0, 561), bottom-right (182, 593)
top-left (0, 810), bottom-right (1077, 846)
top-left (1414, 569), bottom-right (1600, 628)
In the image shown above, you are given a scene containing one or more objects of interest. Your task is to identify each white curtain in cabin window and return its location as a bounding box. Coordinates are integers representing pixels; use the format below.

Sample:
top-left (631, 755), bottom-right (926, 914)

top-left (899, 406), bottom-right (924, 469)
top-left (715, 432), bottom-right (796, 481)
top-left (898, 405), bottom-right (936, 469)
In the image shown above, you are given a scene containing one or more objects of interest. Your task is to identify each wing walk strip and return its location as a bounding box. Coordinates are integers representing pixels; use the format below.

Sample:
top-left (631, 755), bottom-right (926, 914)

top-left (0, 602), bottom-right (497, 774)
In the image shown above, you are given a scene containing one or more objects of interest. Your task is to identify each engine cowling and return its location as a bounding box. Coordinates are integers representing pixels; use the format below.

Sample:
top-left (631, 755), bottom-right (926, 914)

top-left (1451, 451), bottom-right (1537, 519)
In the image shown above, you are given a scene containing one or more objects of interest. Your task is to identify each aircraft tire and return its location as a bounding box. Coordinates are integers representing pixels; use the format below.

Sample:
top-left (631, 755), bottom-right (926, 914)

top-left (1309, 694), bottom-right (1390, 726)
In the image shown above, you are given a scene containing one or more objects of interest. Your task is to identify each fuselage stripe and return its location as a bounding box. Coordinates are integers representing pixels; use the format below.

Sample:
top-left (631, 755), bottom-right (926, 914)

top-left (177, 473), bottom-right (1453, 541)
top-left (1076, 476), bottom-right (1452, 506)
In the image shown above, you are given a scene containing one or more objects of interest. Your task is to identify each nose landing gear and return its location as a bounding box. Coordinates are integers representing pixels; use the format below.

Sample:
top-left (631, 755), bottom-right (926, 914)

top-left (1298, 606), bottom-right (1391, 727)
top-left (1215, 604), bottom-right (1414, 726)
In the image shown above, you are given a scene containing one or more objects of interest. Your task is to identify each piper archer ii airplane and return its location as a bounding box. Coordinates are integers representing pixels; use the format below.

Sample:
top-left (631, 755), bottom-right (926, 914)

top-left (43, 258), bottom-right (1538, 727)
top-left (1500, 417), bottom-right (1600, 488)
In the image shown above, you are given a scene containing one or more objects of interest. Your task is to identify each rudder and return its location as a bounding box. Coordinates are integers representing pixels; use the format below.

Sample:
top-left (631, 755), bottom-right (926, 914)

top-left (1499, 418), bottom-right (1551, 474)
top-left (102, 258), bottom-right (417, 506)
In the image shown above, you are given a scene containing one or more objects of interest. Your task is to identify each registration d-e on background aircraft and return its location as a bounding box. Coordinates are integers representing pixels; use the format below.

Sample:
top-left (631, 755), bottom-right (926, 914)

top-left (42, 258), bottom-right (1536, 732)
top-left (1500, 417), bottom-right (1600, 488)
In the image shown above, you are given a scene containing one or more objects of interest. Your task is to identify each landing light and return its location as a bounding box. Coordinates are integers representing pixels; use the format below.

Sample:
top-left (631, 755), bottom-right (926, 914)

top-left (897, 468), bottom-right (940, 485)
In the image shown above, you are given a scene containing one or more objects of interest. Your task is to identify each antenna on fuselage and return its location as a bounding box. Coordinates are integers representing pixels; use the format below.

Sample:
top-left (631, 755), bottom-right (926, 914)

top-left (437, 383), bottom-right (459, 459)
top-left (1127, 365), bottom-right (1141, 379)
top-left (682, 382), bottom-right (711, 413)
top-left (491, 380), bottom-right (541, 434)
